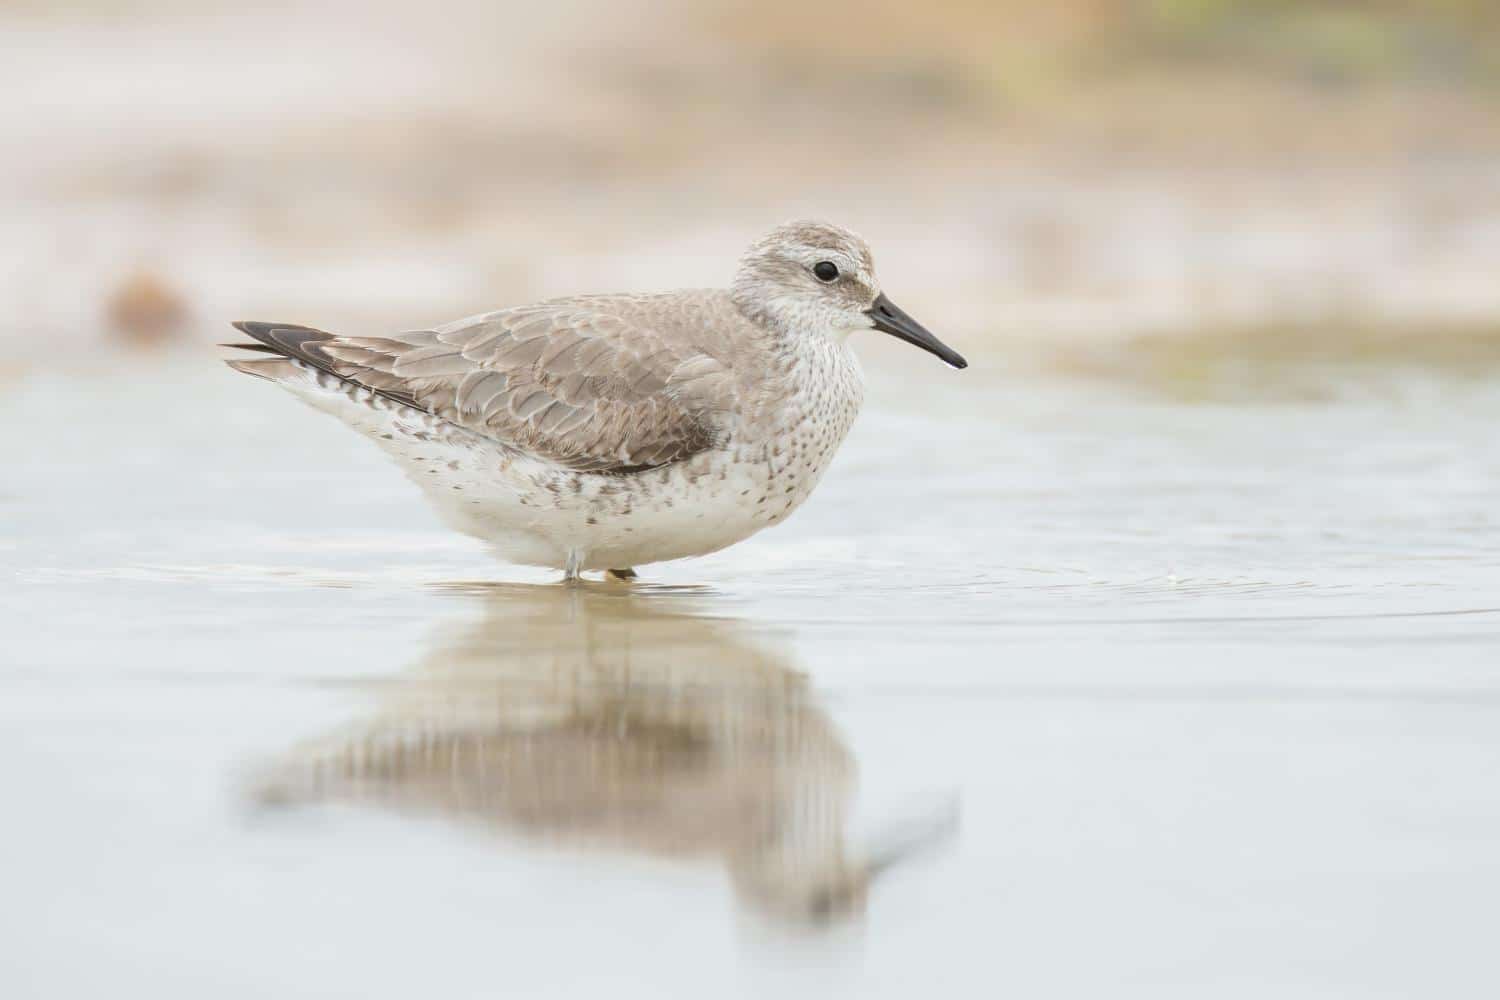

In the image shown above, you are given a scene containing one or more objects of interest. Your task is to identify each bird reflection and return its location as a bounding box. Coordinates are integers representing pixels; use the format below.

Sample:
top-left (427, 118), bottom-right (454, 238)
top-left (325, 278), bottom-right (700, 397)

top-left (252, 582), bottom-right (932, 923)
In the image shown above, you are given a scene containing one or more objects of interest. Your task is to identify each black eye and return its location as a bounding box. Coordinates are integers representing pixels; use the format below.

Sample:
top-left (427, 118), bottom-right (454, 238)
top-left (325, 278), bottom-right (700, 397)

top-left (813, 261), bottom-right (839, 282)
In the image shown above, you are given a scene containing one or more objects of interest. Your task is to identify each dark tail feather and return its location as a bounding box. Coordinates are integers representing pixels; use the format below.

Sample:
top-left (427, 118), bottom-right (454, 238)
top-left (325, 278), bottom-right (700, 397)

top-left (220, 341), bottom-right (283, 354)
top-left (229, 321), bottom-right (339, 370)
top-left (226, 320), bottom-right (422, 411)
top-left (228, 320), bottom-right (357, 386)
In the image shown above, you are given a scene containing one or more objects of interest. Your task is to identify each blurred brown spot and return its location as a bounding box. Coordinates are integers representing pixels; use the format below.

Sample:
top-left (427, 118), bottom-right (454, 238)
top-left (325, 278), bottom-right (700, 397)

top-left (106, 271), bottom-right (190, 347)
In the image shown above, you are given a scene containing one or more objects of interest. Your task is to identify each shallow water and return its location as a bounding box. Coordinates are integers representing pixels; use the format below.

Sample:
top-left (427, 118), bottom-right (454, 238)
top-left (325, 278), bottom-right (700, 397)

top-left (3, 354), bottom-right (1499, 997)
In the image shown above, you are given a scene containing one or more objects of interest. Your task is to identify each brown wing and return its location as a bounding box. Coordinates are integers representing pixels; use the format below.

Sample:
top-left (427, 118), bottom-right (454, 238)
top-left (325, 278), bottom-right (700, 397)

top-left (230, 296), bottom-right (734, 473)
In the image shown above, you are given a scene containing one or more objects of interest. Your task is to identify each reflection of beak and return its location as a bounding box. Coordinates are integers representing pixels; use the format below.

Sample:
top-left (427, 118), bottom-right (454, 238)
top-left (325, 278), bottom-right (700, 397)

top-left (862, 797), bottom-right (961, 882)
top-left (866, 293), bottom-right (968, 369)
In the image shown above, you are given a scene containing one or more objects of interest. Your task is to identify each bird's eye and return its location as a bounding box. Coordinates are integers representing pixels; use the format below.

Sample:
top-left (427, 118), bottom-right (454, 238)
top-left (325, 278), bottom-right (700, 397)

top-left (813, 261), bottom-right (839, 282)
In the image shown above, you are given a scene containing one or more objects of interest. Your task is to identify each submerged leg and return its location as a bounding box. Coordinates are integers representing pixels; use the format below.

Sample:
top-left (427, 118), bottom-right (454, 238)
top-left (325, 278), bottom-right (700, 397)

top-left (605, 568), bottom-right (637, 582)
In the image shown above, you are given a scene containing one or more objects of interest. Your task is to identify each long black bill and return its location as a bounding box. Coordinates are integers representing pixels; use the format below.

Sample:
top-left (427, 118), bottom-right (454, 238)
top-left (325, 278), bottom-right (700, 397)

top-left (866, 293), bottom-right (967, 369)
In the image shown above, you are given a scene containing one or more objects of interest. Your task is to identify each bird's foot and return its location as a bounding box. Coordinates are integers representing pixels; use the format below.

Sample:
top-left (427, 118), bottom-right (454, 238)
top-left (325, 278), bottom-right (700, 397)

top-left (605, 568), bottom-right (638, 582)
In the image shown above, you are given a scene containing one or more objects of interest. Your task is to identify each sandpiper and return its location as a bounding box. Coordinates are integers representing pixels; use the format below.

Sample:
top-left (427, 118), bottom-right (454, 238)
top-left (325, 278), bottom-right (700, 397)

top-left (227, 220), bottom-right (966, 579)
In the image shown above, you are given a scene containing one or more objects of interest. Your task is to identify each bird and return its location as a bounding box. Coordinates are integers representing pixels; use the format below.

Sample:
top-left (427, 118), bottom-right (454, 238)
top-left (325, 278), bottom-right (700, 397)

top-left (226, 220), bottom-right (967, 581)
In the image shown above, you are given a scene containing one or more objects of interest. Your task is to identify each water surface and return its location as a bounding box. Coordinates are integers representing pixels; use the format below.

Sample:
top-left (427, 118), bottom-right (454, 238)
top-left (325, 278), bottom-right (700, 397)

top-left (3, 355), bottom-right (1498, 997)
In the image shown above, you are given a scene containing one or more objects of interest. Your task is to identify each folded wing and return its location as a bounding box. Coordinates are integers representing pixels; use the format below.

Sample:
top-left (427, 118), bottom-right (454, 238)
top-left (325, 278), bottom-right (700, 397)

top-left (231, 298), bottom-right (733, 473)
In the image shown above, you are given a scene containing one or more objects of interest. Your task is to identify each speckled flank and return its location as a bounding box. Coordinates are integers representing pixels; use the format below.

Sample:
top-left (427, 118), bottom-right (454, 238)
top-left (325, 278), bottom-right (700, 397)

top-left (256, 331), bottom-right (863, 571)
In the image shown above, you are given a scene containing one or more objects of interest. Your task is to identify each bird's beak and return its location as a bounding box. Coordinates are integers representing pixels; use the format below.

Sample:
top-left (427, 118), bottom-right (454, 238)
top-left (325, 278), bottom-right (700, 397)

top-left (866, 293), bottom-right (967, 370)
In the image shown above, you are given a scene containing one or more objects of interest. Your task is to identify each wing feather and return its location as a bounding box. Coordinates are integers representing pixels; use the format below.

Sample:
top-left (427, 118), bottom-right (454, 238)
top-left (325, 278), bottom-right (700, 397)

top-left (230, 293), bottom-right (741, 473)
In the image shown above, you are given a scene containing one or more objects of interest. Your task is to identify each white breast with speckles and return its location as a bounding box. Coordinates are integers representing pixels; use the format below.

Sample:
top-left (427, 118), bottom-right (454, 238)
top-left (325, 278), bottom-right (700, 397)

top-left (282, 333), bottom-right (864, 571)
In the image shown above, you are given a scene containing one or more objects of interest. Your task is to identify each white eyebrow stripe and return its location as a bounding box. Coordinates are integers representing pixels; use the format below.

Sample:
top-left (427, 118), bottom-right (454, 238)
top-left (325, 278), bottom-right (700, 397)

top-left (795, 248), bottom-right (860, 272)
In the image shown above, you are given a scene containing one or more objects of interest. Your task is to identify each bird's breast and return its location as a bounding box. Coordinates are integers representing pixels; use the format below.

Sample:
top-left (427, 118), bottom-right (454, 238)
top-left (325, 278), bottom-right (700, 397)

top-left (726, 336), bottom-right (864, 514)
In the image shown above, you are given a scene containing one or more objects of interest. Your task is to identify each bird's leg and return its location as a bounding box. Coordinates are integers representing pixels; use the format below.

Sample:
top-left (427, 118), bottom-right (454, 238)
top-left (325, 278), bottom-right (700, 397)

top-left (562, 550), bottom-right (583, 585)
top-left (606, 568), bottom-right (637, 582)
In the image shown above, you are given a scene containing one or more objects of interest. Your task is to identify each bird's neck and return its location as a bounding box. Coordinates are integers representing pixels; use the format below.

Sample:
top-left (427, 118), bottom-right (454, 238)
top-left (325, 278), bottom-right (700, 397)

top-left (777, 326), bottom-right (865, 431)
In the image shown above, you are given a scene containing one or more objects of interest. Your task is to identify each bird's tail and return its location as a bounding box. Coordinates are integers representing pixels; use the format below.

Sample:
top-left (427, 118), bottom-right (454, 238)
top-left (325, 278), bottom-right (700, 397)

top-left (222, 320), bottom-right (340, 387)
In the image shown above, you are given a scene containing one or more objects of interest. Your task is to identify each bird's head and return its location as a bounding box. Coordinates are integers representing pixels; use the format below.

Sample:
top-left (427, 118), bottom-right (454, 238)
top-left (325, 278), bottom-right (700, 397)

top-left (732, 220), bottom-right (967, 370)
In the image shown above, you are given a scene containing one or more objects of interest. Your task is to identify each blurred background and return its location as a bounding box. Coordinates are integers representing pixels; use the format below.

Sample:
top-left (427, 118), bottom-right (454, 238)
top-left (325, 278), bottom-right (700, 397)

top-left (5, 2), bottom-right (1500, 998)
top-left (6, 0), bottom-right (1500, 379)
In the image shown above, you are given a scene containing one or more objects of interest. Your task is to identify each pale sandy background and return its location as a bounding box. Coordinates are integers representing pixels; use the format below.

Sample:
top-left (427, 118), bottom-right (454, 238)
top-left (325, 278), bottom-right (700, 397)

top-left (6, 0), bottom-right (1500, 364)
